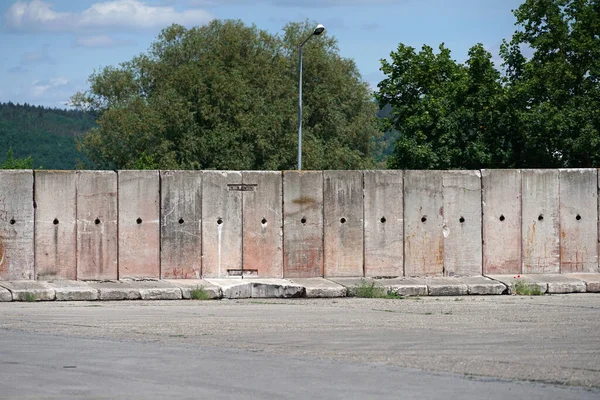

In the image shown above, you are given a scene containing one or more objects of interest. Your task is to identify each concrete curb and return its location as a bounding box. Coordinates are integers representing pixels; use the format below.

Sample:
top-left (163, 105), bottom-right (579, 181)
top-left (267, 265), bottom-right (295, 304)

top-left (0, 275), bottom-right (597, 302)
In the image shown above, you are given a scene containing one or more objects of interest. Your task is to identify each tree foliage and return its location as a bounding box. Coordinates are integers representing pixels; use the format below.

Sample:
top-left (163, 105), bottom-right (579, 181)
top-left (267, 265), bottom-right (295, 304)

top-left (378, 0), bottom-right (600, 169)
top-left (73, 20), bottom-right (379, 170)
top-left (1, 148), bottom-right (34, 169)
top-left (0, 102), bottom-right (95, 169)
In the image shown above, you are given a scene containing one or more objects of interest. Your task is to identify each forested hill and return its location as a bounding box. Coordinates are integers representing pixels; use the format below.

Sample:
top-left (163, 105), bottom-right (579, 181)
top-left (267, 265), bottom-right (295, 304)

top-left (0, 102), bottom-right (96, 169)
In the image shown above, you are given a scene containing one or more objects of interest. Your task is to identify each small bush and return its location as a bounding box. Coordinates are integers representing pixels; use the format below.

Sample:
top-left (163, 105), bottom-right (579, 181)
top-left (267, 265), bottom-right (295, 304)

top-left (190, 286), bottom-right (211, 300)
top-left (513, 280), bottom-right (543, 296)
top-left (354, 280), bottom-right (404, 299)
top-left (24, 293), bottom-right (36, 302)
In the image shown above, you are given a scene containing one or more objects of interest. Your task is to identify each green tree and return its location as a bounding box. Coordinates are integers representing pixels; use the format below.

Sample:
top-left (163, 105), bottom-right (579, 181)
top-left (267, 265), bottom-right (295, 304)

top-left (72, 20), bottom-right (379, 170)
top-left (500, 0), bottom-right (600, 167)
top-left (379, 0), bottom-right (600, 170)
top-left (377, 43), bottom-right (504, 169)
top-left (1, 148), bottom-right (34, 169)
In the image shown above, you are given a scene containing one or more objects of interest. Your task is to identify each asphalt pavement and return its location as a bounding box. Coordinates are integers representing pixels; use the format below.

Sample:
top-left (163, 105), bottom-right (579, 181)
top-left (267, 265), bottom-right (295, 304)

top-left (1, 294), bottom-right (599, 399)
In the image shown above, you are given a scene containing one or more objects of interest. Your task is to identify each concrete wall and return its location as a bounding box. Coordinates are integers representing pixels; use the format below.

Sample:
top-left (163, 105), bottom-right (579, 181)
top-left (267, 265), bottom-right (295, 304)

top-left (0, 169), bottom-right (598, 280)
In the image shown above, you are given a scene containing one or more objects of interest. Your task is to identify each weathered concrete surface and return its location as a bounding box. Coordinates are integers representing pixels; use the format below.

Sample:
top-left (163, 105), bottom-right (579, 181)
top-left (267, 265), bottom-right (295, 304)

top-left (565, 273), bottom-right (600, 292)
top-left (85, 280), bottom-right (141, 300)
top-left (521, 170), bottom-right (560, 274)
top-left (457, 276), bottom-right (507, 295)
top-left (0, 286), bottom-right (10, 301)
top-left (205, 278), bottom-right (251, 299)
top-left (248, 279), bottom-right (305, 298)
top-left (242, 171), bottom-right (283, 278)
top-left (323, 171), bottom-right (364, 277)
top-left (122, 279), bottom-right (182, 300)
top-left (0, 280), bottom-right (54, 301)
top-left (363, 170), bottom-right (403, 277)
top-left (41, 280), bottom-right (98, 301)
top-left (0, 170), bottom-right (34, 280)
top-left (330, 277), bottom-right (428, 297)
top-left (404, 170), bottom-right (444, 276)
top-left (118, 171), bottom-right (160, 279)
top-left (77, 171), bottom-right (118, 280)
top-left (481, 170), bottom-right (521, 275)
top-left (287, 278), bottom-right (347, 298)
top-left (34, 171), bottom-right (77, 280)
top-left (535, 274), bottom-right (587, 294)
top-left (559, 169), bottom-right (598, 273)
top-left (486, 275), bottom-right (548, 295)
top-left (425, 278), bottom-right (469, 296)
top-left (283, 171), bottom-right (323, 278)
top-left (160, 171), bottom-right (202, 279)
top-left (164, 279), bottom-right (221, 299)
top-left (442, 171), bottom-right (482, 276)
top-left (202, 171), bottom-right (242, 278)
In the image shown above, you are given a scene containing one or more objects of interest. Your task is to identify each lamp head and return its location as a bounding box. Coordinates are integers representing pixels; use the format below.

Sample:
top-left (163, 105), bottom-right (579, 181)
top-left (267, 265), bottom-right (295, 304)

top-left (313, 24), bottom-right (325, 36)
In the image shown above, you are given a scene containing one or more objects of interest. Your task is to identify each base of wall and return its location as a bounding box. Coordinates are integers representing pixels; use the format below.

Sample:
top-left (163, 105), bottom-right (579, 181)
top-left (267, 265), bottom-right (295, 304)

top-left (1, 274), bottom-right (598, 302)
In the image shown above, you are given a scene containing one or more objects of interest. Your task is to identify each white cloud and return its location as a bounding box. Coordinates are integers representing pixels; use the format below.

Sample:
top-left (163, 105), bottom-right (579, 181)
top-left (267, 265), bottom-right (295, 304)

top-left (74, 35), bottom-right (136, 48)
top-left (29, 77), bottom-right (69, 98)
top-left (3, 0), bottom-right (214, 33)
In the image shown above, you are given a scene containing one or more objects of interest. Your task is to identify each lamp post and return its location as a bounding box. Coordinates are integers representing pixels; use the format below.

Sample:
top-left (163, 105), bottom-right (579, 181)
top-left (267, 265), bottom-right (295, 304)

top-left (297, 23), bottom-right (325, 171)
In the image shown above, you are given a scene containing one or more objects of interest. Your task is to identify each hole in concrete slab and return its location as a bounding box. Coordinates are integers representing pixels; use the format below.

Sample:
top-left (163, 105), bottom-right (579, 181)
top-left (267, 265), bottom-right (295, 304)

top-left (9, 219), bottom-right (16, 225)
top-left (301, 217), bottom-right (307, 224)
top-left (53, 218), bottom-right (59, 225)
top-left (217, 218), bottom-right (223, 225)
top-left (576, 214), bottom-right (582, 221)
top-left (421, 216), bottom-right (427, 223)
top-left (136, 217), bottom-right (143, 224)
top-left (538, 214), bottom-right (544, 221)
top-left (261, 217), bottom-right (267, 224)
top-left (459, 217), bottom-right (465, 223)
top-left (340, 217), bottom-right (346, 224)
top-left (499, 215), bottom-right (505, 222)
top-left (179, 218), bottom-right (185, 224)
top-left (95, 218), bottom-right (101, 225)
top-left (380, 217), bottom-right (386, 223)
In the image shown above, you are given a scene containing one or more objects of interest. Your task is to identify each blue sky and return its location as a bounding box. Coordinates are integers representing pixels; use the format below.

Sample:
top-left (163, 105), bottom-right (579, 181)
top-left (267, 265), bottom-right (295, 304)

top-left (0, 0), bottom-right (525, 108)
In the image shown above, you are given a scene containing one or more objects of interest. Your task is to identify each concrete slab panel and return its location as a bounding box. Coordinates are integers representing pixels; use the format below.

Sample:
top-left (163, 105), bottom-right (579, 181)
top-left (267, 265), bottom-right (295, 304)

top-left (482, 170), bottom-right (521, 275)
top-left (160, 171), bottom-right (202, 279)
top-left (442, 171), bottom-right (482, 276)
top-left (283, 171), bottom-right (323, 278)
top-left (41, 280), bottom-right (98, 301)
top-left (85, 280), bottom-right (141, 300)
top-left (363, 170), bottom-right (403, 277)
top-left (122, 279), bottom-right (182, 300)
top-left (77, 171), bottom-right (118, 280)
top-left (425, 278), bottom-right (469, 296)
top-left (559, 169), bottom-right (598, 273)
top-left (330, 277), bottom-right (427, 297)
top-left (202, 171), bottom-right (242, 278)
top-left (242, 171), bottom-right (283, 278)
top-left (247, 279), bottom-right (305, 298)
top-left (522, 170), bottom-right (560, 273)
top-left (0, 286), bottom-right (10, 302)
top-left (164, 279), bottom-right (221, 299)
top-left (565, 273), bottom-right (600, 292)
top-left (486, 275), bottom-right (548, 295)
top-left (324, 171), bottom-right (364, 277)
top-left (205, 278), bottom-right (251, 299)
top-left (457, 276), bottom-right (507, 295)
top-left (0, 170), bottom-right (34, 280)
top-left (0, 280), bottom-right (54, 301)
top-left (404, 171), bottom-right (444, 277)
top-left (287, 278), bottom-right (347, 298)
top-left (118, 171), bottom-right (160, 279)
top-left (34, 171), bottom-right (77, 280)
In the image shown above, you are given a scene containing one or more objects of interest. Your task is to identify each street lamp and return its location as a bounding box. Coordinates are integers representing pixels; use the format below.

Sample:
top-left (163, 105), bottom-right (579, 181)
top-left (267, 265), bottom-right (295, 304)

top-left (297, 23), bottom-right (325, 171)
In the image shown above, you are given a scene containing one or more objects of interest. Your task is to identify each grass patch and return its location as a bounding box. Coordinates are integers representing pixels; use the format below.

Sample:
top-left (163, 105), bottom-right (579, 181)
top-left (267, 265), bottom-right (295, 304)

top-left (24, 293), bottom-right (36, 302)
top-left (354, 280), bottom-right (405, 299)
top-left (190, 286), bottom-right (211, 300)
top-left (513, 280), bottom-right (543, 296)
